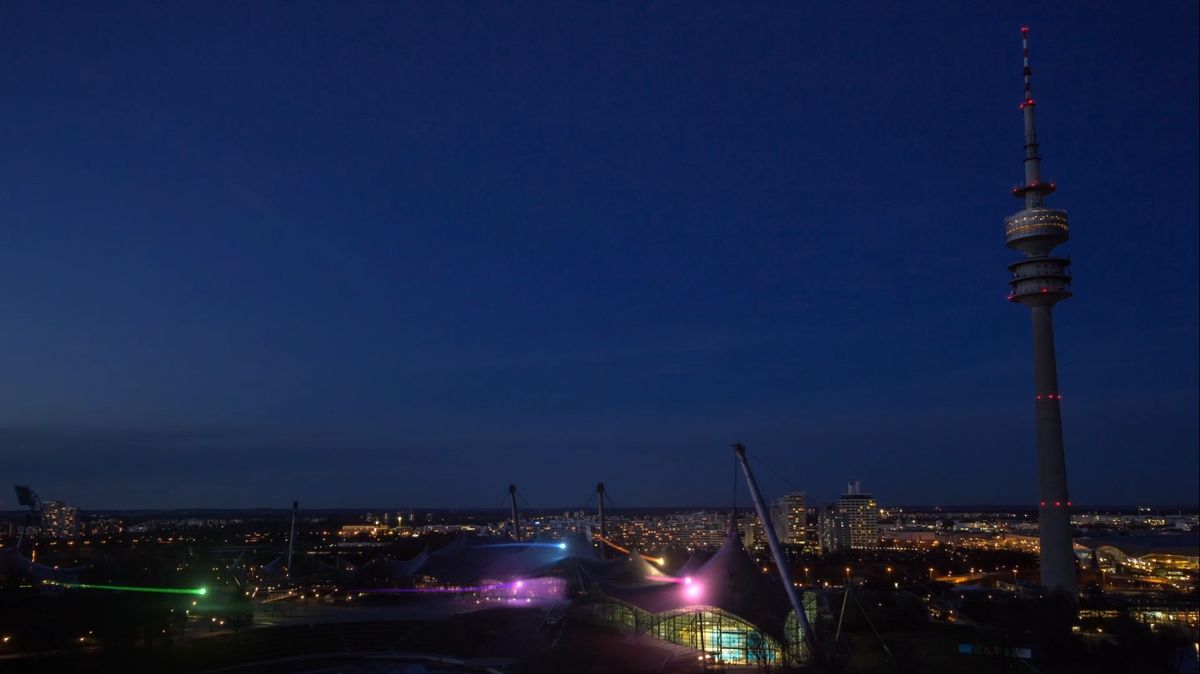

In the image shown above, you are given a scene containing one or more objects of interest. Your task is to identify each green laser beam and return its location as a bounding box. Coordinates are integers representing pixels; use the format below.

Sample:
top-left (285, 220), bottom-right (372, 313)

top-left (55, 582), bottom-right (207, 596)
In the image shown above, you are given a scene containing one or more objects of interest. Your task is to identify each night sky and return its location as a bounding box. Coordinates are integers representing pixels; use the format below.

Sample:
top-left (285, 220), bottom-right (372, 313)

top-left (1, 2), bottom-right (1196, 510)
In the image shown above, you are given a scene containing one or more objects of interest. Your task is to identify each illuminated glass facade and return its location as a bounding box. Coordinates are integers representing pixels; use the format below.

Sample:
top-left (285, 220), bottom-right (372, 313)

top-left (647, 607), bottom-right (784, 666)
top-left (582, 593), bottom-right (817, 666)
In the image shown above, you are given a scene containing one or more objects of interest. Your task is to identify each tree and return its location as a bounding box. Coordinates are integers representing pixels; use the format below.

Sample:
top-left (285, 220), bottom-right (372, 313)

top-left (746, 631), bottom-right (772, 672)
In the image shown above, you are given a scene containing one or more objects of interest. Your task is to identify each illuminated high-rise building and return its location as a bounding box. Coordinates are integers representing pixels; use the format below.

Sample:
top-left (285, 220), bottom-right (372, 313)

top-left (817, 505), bottom-right (839, 554)
top-left (773, 491), bottom-right (807, 547)
top-left (818, 483), bottom-right (878, 553)
top-left (836, 482), bottom-right (878, 550)
top-left (740, 514), bottom-right (766, 552)
top-left (1003, 26), bottom-right (1077, 596)
top-left (41, 500), bottom-right (79, 539)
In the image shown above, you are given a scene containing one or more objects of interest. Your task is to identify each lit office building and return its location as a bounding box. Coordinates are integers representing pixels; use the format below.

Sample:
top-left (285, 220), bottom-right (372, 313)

top-left (773, 492), bottom-right (807, 547)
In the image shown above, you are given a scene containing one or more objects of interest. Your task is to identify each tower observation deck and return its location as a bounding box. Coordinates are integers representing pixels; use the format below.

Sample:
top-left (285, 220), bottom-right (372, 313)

top-left (1005, 26), bottom-right (1077, 597)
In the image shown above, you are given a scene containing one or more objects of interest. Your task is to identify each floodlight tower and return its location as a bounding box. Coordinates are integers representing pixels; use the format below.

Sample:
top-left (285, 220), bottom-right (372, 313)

top-left (508, 484), bottom-right (521, 542)
top-left (13, 485), bottom-right (42, 550)
top-left (1004, 26), bottom-right (1076, 597)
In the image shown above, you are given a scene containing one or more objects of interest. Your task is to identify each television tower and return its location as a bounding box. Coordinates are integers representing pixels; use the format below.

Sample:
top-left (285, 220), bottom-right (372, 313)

top-left (1004, 26), bottom-right (1076, 596)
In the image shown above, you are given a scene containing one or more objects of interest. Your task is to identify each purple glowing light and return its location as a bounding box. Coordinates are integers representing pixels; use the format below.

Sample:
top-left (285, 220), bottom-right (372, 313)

top-left (684, 582), bottom-right (702, 600)
top-left (650, 575), bottom-right (691, 585)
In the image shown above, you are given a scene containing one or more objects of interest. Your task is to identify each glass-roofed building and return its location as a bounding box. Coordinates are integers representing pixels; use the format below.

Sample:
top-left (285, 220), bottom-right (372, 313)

top-left (579, 528), bottom-right (816, 667)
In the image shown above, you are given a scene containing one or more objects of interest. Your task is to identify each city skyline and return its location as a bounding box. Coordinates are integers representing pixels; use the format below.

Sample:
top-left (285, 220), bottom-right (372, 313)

top-left (2, 3), bottom-right (1197, 509)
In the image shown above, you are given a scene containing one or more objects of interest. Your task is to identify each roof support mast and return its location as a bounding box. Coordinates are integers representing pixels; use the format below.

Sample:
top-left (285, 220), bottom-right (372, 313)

top-left (286, 500), bottom-right (298, 578)
top-left (732, 443), bottom-right (815, 658)
top-left (596, 482), bottom-right (607, 559)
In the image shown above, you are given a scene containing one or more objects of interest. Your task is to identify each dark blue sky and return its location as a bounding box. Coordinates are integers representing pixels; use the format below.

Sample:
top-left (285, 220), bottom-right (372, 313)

top-left (1, 2), bottom-right (1196, 509)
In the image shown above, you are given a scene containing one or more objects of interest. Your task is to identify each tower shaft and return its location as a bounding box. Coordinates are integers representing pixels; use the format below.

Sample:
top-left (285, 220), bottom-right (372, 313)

top-left (1030, 307), bottom-right (1074, 593)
